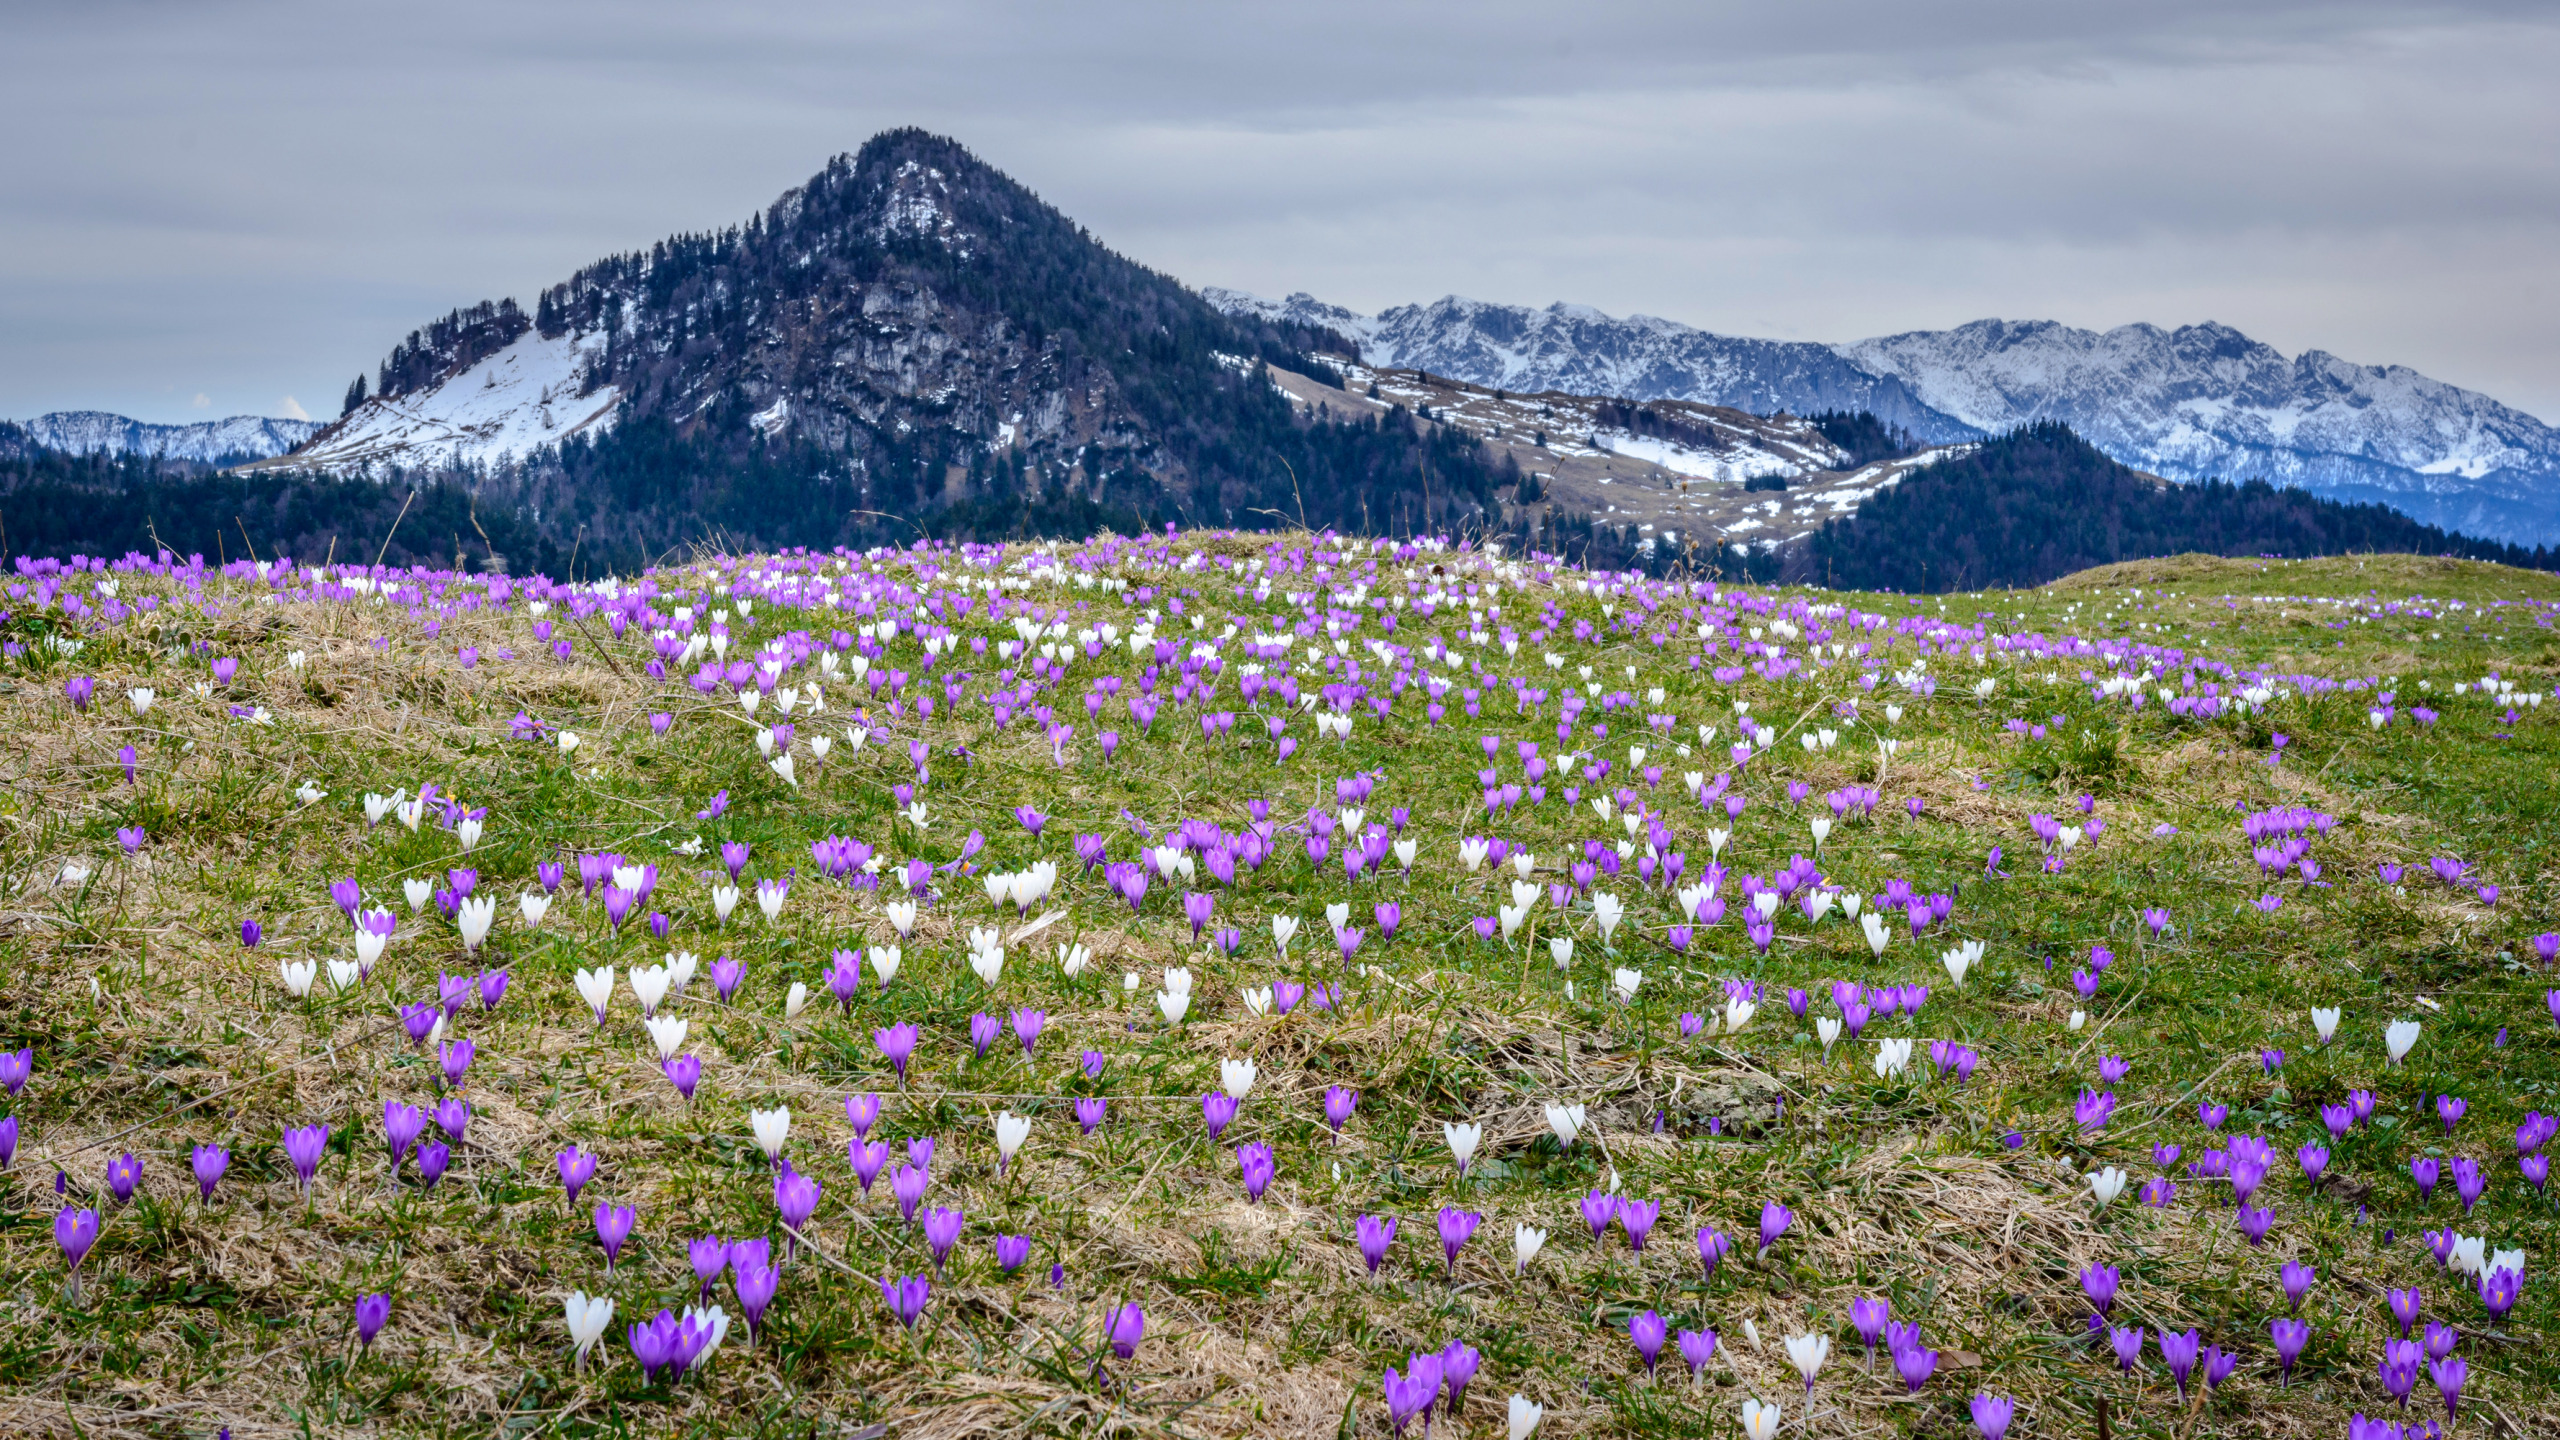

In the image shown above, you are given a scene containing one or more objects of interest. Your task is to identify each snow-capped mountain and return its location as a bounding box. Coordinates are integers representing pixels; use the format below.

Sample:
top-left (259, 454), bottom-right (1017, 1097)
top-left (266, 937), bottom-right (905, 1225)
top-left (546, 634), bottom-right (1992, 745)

top-left (16, 411), bottom-right (321, 463)
top-left (1205, 291), bottom-right (1977, 445)
top-left (277, 328), bottom-right (621, 472)
top-left (1203, 291), bottom-right (2560, 546)
top-left (1838, 320), bottom-right (2560, 544)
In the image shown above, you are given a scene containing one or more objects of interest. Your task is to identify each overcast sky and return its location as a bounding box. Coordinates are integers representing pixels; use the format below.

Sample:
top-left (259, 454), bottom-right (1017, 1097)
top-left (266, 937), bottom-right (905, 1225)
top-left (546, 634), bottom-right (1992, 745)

top-left (6, 1), bottom-right (2556, 424)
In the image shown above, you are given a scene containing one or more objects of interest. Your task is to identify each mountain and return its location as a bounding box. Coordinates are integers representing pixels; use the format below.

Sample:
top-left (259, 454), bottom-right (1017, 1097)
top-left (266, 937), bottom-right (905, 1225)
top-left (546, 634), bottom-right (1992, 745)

top-left (1790, 421), bottom-right (2556, 592)
top-left (229, 131), bottom-right (1511, 571)
top-left (1203, 291), bottom-right (2560, 547)
top-left (1205, 291), bottom-right (1978, 445)
top-left (15, 411), bottom-right (320, 464)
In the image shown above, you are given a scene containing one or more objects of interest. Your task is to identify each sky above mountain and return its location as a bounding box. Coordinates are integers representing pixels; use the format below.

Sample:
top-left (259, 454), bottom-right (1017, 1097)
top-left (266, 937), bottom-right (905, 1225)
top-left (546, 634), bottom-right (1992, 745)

top-left (6, 1), bottom-right (2558, 425)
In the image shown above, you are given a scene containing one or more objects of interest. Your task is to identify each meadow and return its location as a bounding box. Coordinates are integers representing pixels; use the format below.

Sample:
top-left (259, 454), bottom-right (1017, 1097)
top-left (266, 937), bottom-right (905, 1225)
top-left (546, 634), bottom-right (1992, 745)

top-left (0, 535), bottom-right (2552, 1440)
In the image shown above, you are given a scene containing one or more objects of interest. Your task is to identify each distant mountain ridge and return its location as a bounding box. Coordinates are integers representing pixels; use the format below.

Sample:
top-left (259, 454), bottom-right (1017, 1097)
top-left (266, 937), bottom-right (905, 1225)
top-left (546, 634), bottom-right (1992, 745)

top-left (1203, 290), bottom-right (2560, 546)
top-left (14, 411), bottom-right (320, 464)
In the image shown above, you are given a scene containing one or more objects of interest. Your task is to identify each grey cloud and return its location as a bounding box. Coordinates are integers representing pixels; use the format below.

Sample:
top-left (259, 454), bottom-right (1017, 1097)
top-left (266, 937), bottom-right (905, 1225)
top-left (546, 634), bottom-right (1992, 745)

top-left (4, 1), bottom-right (2556, 422)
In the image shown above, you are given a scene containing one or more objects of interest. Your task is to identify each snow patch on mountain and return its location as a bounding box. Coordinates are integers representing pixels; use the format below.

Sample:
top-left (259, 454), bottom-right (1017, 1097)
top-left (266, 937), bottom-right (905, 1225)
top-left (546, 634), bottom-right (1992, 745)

top-left (16, 412), bottom-right (321, 463)
top-left (268, 327), bottom-right (619, 471)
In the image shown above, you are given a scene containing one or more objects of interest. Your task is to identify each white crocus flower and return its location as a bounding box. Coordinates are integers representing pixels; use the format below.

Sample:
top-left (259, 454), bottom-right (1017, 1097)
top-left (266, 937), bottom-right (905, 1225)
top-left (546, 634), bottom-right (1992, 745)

top-left (327, 957), bottom-right (362, 993)
top-left (403, 877), bottom-right (433, 912)
top-left (1545, 1104), bottom-right (1586, 1148)
top-left (456, 895), bottom-right (497, 952)
top-left (755, 879), bottom-right (788, 923)
top-left (1724, 996), bottom-right (1758, 1033)
top-left (1056, 942), bottom-right (1091, 978)
top-left (1499, 903), bottom-right (1529, 939)
top-left (1549, 936), bottom-right (1575, 969)
top-left (1859, 911), bottom-right (1890, 958)
top-left (1809, 816), bottom-right (1833, 848)
top-left (363, 792), bottom-right (396, 826)
top-left (1443, 1120), bottom-right (1484, 1174)
top-left (1271, 914), bottom-right (1300, 953)
top-left (296, 780), bottom-right (328, 806)
top-left (1783, 1333), bottom-right (1830, 1388)
top-left (455, 816), bottom-right (484, 851)
top-left (748, 1106), bottom-right (791, 1161)
top-left (2386, 1019), bottom-right (2422, 1064)
top-left (884, 900), bottom-right (918, 937)
top-left (783, 981), bottom-right (809, 1019)
top-left (1741, 1399), bottom-right (1781, 1440)
top-left (1942, 939), bottom-right (1983, 987)
top-left (1393, 838), bottom-right (1418, 871)
top-left (563, 1292), bottom-right (615, 1367)
top-left (2310, 1007), bottom-right (2341, 1044)
top-left (706, 884), bottom-right (738, 924)
top-left (574, 965), bottom-right (616, 1024)
top-left (1872, 1037), bottom-right (1913, 1078)
top-left (279, 959), bottom-right (317, 997)
top-left (1325, 901), bottom-right (1351, 936)
top-left (969, 944), bottom-right (1004, 988)
top-left (1592, 892), bottom-right (1623, 942)
top-left (643, 1014), bottom-right (688, 1061)
top-left (2448, 1235), bottom-right (2486, 1277)
top-left (993, 1111), bottom-right (1032, 1169)
top-left (1220, 1058), bottom-right (1258, 1100)
top-left (1239, 985), bottom-right (1273, 1016)
top-left (556, 731), bottom-right (580, 755)
top-left (2067, 1009), bottom-right (2088, 1031)
top-left (629, 965), bottom-right (671, 1017)
top-left (2088, 1165), bottom-right (2129, 1208)
top-left (1611, 967), bottom-right (1643, 1003)
top-left (1156, 987), bottom-right (1191, 1025)
top-left (1815, 1015), bottom-right (1842, 1055)
top-left (1458, 837), bottom-right (1490, 872)
top-left (1509, 1394), bottom-right (1544, 1440)
top-left (869, 946), bottom-right (901, 988)
top-left (128, 687), bottom-right (155, 715)
top-left (768, 754), bottom-right (797, 787)
top-left (1508, 879), bottom-right (1540, 911)
top-left (1515, 1223), bottom-right (1549, 1274)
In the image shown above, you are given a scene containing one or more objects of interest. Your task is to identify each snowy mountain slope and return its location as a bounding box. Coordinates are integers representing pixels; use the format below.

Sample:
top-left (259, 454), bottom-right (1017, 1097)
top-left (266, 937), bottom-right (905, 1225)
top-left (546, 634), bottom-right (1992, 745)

top-left (1203, 291), bottom-right (1980, 443)
top-left (17, 411), bottom-right (320, 463)
top-left (264, 328), bottom-right (620, 472)
top-left (1837, 320), bottom-right (2560, 544)
top-left (1204, 290), bottom-right (2560, 546)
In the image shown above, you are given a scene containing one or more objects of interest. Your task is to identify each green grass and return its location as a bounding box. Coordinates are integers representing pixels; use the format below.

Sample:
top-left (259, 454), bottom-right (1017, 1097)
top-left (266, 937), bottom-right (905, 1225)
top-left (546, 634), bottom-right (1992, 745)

top-left (0, 545), bottom-right (2551, 1439)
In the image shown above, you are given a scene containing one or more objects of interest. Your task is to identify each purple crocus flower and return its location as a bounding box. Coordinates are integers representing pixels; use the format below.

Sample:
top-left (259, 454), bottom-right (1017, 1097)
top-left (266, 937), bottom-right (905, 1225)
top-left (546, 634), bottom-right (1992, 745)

top-left (2298, 1143), bottom-right (2329, 1184)
top-left (1676, 1327), bottom-right (1718, 1378)
top-left (1617, 1198), bottom-right (1660, 1252)
top-left (734, 1260), bottom-right (779, 1333)
top-left (418, 1140), bottom-right (453, 1189)
top-left (880, 1273), bottom-right (932, 1329)
top-left (708, 955), bottom-right (744, 1003)
top-left (1103, 1301), bottom-right (1146, 1359)
top-left (2081, 1263), bottom-right (2119, 1315)
top-left (353, 1293), bottom-right (391, 1350)
top-left (2237, 1205), bottom-right (2276, 1246)
top-left (2159, 1328), bottom-right (2201, 1396)
top-left (1202, 1091), bottom-right (1238, 1140)
top-left (662, 1053), bottom-right (701, 1101)
top-left (2450, 1156), bottom-right (2486, 1215)
top-left (2108, 1325), bottom-right (2145, 1373)
top-left (2269, 1318), bottom-right (2310, 1384)
top-left (994, 1233), bottom-right (1032, 1274)
top-left (1757, 1200), bottom-right (1793, 1256)
top-left (2379, 1339), bottom-right (2422, 1406)
top-left (874, 1022), bottom-right (919, 1081)
top-left (382, 1101), bottom-right (427, 1166)
top-left (285, 1123), bottom-right (330, 1191)
top-left (56, 1206), bottom-right (99, 1276)
top-left (1969, 1394), bottom-right (2015, 1440)
top-left (2390, 1286), bottom-right (2423, 1337)
top-left (1324, 1086), bottom-right (1358, 1134)
top-left (689, 1233), bottom-right (729, 1300)
top-left (2198, 1101), bottom-right (2228, 1129)
top-left (105, 1152), bottom-right (143, 1204)
top-left (1696, 1224), bottom-right (1731, 1279)
top-left (967, 1012), bottom-right (1002, 1060)
top-left (1850, 1296), bottom-right (1891, 1365)
top-left (0, 1116), bottom-right (16, 1170)
top-left (594, 1203), bottom-right (637, 1271)
top-left (1627, 1310), bottom-right (1667, 1373)
top-left (191, 1144), bottom-right (229, 1203)
top-left (1442, 1338), bottom-right (1482, 1413)
top-left (557, 1144), bottom-right (598, 1204)
top-left (923, 1205), bottom-right (965, 1270)
top-left (1011, 1008), bottom-right (1047, 1057)
top-left (1236, 1142), bottom-right (1276, 1202)
top-left (1892, 1335), bottom-right (1938, 1392)
top-left (890, 1163), bottom-right (929, 1222)
top-left (2479, 1266), bottom-right (2521, 1322)
top-left (1436, 1207), bottom-right (1480, 1275)
top-left (1082, 1049), bottom-right (1108, 1080)
top-left (774, 1166), bottom-right (821, 1251)
top-left (2412, 1156), bottom-right (2440, 1199)
top-left (1355, 1214), bottom-right (1397, 1274)
top-left (2280, 1260), bottom-right (2316, 1310)
top-left (1580, 1189), bottom-right (1619, 1243)
top-left (2438, 1094), bottom-right (2467, 1134)
top-left (1075, 1098), bottom-right (1108, 1134)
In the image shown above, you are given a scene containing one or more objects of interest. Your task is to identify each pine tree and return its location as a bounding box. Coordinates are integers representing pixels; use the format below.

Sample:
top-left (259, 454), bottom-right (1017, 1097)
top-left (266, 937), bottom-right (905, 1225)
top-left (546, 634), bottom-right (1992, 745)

top-left (342, 375), bottom-right (368, 416)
